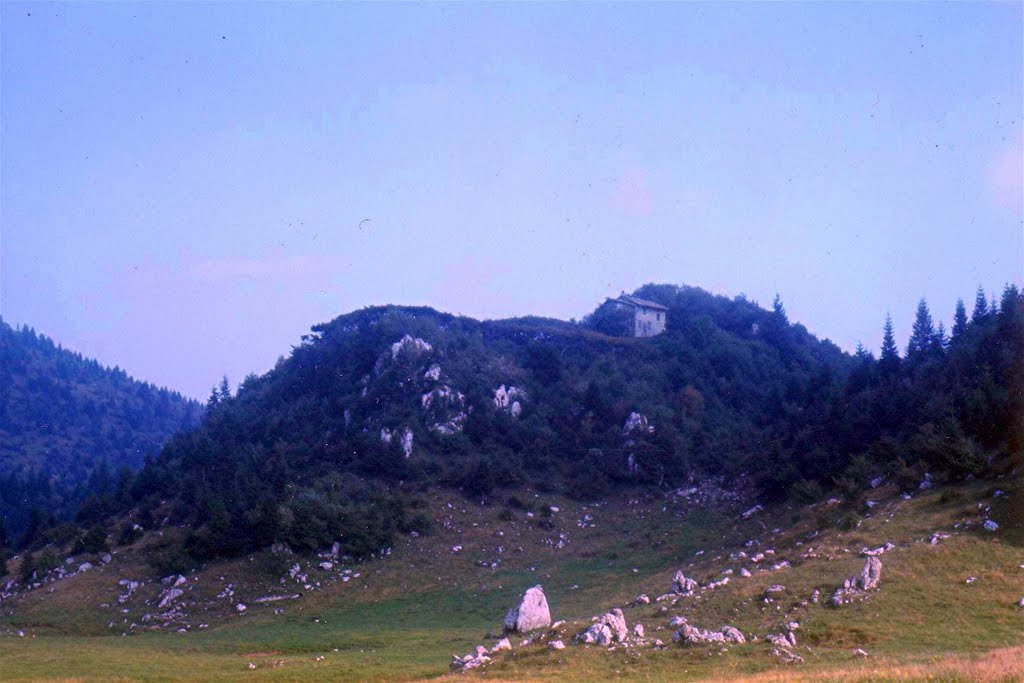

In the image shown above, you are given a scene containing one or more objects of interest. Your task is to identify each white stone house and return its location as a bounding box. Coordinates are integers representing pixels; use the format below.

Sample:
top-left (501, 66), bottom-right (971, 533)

top-left (606, 294), bottom-right (668, 337)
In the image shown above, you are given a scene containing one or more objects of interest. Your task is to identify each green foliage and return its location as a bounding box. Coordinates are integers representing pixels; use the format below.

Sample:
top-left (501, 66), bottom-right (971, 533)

top-left (0, 318), bottom-right (201, 540)
top-left (76, 284), bottom-right (1021, 565)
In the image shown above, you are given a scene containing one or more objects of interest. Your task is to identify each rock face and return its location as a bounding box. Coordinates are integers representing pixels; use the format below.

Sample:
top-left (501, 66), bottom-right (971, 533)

top-left (493, 385), bottom-right (526, 418)
top-left (391, 335), bottom-right (432, 358)
top-left (504, 585), bottom-right (551, 633)
top-left (672, 570), bottom-right (699, 595)
top-left (623, 412), bottom-right (654, 435)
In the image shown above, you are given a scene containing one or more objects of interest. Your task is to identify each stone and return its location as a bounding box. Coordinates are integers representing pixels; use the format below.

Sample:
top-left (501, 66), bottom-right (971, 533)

top-left (634, 593), bottom-right (650, 605)
top-left (672, 570), bottom-right (698, 595)
top-left (549, 640), bottom-right (565, 650)
top-left (390, 335), bottom-right (432, 359)
top-left (633, 623), bottom-right (645, 638)
top-left (157, 588), bottom-right (183, 609)
top-left (721, 626), bottom-right (745, 644)
top-left (490, 637), bottom-right (512, 653)
top-left (504, 585), bottom-right (551, 633)
top-left (236, 603), bottom-right (247, 612)
top-left (859, 556), bottom-right (882, 590)
top-left (579, 622), bottom-right (613, 645)
top-left (740, 567), bottom-right (752, 578)
top-left (399, 428), bottom-right (414, 458)
top-left (984, 520), bottom-right (999, 532)
top-left (742, 505), bottom-right (763, 519)
top-left (623, 411), bottom-right (653, 434)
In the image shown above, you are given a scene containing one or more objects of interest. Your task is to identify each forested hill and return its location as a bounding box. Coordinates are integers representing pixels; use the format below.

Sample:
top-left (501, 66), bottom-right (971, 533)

top-left (0, 319), bottom-right (202, 538)
top-left (116, 282), bottom-right (1021, 568)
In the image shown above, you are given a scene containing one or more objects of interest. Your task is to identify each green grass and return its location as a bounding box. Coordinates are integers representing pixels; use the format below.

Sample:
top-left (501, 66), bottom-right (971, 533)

top-left (1, 480), bottom-right (1022, 682)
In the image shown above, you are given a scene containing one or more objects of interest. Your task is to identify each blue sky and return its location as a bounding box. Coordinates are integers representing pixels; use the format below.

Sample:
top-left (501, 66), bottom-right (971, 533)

top-left (2, 2), bottom-right (1021, 399)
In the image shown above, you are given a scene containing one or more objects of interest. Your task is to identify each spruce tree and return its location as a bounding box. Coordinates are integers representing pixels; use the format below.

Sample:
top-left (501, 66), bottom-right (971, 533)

top-left (972, 286), bottom-right (988, 323)
top-left (772, 294), bottom-right (788, 323)
top-left (218, 375), bottom-right (231, 401)
top-left (952, 298), bottom-right (968, 339)
top-left (907, 298), bottom-right (935, 359)
top-left (879, 314), bottom-right (901, 377)
top-left (933, 321), bottom-right (949, 353)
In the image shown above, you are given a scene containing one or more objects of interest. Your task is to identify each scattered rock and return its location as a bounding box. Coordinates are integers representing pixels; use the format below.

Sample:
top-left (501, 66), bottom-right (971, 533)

top-left (984, 520), bottom-right (999, 532)
top-left (549, 640), bottom-right (565, 650)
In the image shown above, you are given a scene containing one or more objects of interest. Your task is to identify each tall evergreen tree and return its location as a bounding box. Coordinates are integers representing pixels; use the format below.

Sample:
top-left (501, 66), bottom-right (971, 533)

top-left (952, 298), bottom-right (969, 339)
top-left (972, 286), bottom-right (988, 323)
top-left (218, 376), bottom-right (231, 401)
top-left (933, 321), bottom-right (949, 353)
top-left (879, 314), bottom-right (901, 377)
top-left (772, 294), bottom-right (788, 323)
top-left (906, 298), bottom-right (935, 359)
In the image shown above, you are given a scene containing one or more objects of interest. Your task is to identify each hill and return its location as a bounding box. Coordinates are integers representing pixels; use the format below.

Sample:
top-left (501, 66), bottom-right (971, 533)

top-left (0, 318), bottom-right (202, 541)
top-left (94, 283), bottom-right (1022, 570)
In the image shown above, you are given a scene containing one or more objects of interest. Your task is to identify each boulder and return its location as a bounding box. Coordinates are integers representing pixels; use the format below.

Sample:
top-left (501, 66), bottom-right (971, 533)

top-left (721, 626), bottom-right (745, 644)
top-left (578, 622), bottom-right (613, 646)
top-left (549, 640), bottom-right (565, 650)
top-left (672, 570), bottom-right (698, 595)
top-left (578, 609), bottom-right (628, 646)
top-left (504, 585), bottom-right (551, 633)
top-left (859, 556), bottom-right (882, 590)
top-left (490, 637), bottom-right (512, 653)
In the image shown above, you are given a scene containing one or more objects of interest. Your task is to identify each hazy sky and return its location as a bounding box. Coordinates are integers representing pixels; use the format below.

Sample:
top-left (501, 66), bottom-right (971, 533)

top-left (2, 2), bottom-right (1022, 399)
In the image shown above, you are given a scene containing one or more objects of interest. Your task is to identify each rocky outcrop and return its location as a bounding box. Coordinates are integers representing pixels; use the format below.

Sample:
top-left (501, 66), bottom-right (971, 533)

top-left (672, 570), bottom-right (698, 595)
top-left (391, 335), bottom-right (432, 359)
top-left (674, 623), bottom-right (745, 645)
top-left (623, 412), bottom-right (654, 435)
top-left (504, 585), bottom-right (551, 633)
top-left (493, 385), bottom-right (525, 418)
top-left (831, 556), bottom-right (882, 606)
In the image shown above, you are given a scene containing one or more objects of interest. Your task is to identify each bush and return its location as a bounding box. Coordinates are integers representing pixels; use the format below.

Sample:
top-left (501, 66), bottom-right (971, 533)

top-left (791, 479), bottom-right (825, 504)
top-left (74, 526), bottom-right (109, 554)
top-left (836, 512), bottom-right (862, 531)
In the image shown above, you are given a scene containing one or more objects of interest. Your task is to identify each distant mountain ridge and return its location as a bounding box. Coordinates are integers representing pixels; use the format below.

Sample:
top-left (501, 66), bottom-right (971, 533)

top-left (0, 318), bottom-right (202, 537)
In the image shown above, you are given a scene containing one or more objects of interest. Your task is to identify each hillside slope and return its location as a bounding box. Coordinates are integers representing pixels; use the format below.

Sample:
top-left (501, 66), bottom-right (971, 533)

top-left (120, 283), bottom-right (1021, 570)
top-left (0, 319), bottom-right (203, 539)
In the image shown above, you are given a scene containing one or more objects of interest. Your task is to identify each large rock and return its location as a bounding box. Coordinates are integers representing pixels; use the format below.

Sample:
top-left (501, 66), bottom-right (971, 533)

top-left (832, 556), bottom-right (883, 605)
top-left (577, 608), bottom-right (628, 646)
top-left (859, 556), bottom-right (882, 590)
top-left (672, 570), bottom-right (698, 595)
top-left (504, 585), bottom-right (551, 633)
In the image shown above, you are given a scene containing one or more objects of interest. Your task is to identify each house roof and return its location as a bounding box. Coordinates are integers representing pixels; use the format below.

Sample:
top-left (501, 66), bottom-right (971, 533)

top-left (614, 294), bottom-right (669, 311)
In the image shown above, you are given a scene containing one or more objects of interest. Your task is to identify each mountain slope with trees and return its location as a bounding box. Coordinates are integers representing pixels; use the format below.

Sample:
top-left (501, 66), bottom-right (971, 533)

top-left (0, 318), bottom-right (202, 543)
top-left (103, 283), bottom-right (1022, 569)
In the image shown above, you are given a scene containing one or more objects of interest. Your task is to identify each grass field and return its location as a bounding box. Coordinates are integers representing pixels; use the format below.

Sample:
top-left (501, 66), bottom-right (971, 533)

top-left (1, 478), bottom-right (1021, 682)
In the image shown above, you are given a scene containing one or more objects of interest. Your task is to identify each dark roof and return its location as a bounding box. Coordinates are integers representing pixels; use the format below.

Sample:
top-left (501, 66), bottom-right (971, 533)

top-left (614, 294), bottom-right (669, 311)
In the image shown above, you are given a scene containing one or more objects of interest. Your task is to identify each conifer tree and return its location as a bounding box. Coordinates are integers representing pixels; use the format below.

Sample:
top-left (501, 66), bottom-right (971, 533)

top-left (972, 286), bottom-right (988, 323)
top-left (952, 298), bottom-right (968, 339)
top-left (772, 294), bottom-right (788, 323)
top-left (879, 314), bottom-right (901, 377)
top-left (907, 298), bottom-right (935, 359)
top-left (218, 376), bottom-right (231, 401)
top-left (933, 321), bottom-right (949, 353)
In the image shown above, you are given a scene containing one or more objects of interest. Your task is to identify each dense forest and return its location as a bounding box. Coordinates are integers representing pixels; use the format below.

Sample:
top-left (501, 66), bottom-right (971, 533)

top-left (0, 319), bottom-right (202, 543)
top-left (51, 283), bottom-right (1019, 571)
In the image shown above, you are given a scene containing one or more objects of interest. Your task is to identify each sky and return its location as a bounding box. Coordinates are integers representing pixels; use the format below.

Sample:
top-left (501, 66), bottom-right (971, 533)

top-left (2, 2), bottom-right (1022, 400)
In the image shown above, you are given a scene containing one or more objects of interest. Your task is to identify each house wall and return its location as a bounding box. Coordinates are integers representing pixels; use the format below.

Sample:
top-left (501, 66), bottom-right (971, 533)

top-left (632, 307), bottom-right (666, 337)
